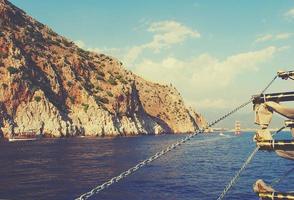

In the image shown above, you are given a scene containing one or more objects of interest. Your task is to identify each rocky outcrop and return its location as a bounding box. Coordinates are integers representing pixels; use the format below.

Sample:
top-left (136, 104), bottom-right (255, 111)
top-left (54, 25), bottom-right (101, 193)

top-left (0, 0), bottom-right (207, 138)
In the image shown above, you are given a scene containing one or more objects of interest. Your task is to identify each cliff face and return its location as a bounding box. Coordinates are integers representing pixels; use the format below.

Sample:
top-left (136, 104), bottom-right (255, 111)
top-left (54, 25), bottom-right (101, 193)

top-left (0, 0), bottom-right (207, 138)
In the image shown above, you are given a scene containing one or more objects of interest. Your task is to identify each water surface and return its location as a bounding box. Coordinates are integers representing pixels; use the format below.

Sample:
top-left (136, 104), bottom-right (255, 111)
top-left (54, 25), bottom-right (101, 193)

top-left (0, 132), bottom-right (293, 200)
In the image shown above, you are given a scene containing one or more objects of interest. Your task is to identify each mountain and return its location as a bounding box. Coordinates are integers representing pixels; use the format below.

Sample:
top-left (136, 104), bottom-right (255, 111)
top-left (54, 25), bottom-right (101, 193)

top-left (0, 0), bottom-right (207, 138)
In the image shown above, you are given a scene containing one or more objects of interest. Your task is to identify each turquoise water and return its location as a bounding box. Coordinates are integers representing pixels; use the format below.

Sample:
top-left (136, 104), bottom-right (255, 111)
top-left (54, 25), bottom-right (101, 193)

top-left (0, 132), bottom-right (293, 200)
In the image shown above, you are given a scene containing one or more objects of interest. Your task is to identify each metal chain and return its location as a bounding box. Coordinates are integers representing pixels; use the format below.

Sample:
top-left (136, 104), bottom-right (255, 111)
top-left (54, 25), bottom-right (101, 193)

top-left (216, 126), bottom-right (286, 200)
top-left (75, 99), bottom-right (252, 200)
top-left (207, 99), bottom-right (252, 128)
top-left (260, 75), bottom-right (277, 94)
top-left (76, 75), bottom-right (278, 200)
top-left (216, 146), bottom-right (260, 200)
top-left (75, 130), bottom-right (202, 200)
top-left (215, 75), bottom-right (279, 200)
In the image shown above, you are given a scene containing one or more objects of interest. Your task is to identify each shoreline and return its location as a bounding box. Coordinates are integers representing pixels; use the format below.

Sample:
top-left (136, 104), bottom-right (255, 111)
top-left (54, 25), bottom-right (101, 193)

top-left (1, 130), bottom-right (277, 141)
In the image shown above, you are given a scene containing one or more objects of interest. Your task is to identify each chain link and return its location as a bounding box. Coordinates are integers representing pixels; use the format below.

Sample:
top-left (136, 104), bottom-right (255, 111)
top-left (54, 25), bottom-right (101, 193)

top-left (216, 125), bottom-right (286, 200)
top-left (207, 99), bottom-right (252, 128)
top-left (214, 75), bottom-right (279, 200)
top-left (75, 99), bottom-right (251, 200)
top-left (75, 131), bottom-right (200, 200)
top-left (260, 75), bottom-right (277, 94)
top-left (76, 75), bottom-right (278, 200)
top-left (216, 146), bottom-right (260, 200)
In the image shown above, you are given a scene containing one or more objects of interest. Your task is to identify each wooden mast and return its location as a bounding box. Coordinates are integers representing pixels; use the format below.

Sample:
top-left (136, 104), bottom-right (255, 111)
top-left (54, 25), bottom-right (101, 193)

top-left (253, 70), bottom-right (294, 199)
top-left (235, 121), bottom-right (241, 135)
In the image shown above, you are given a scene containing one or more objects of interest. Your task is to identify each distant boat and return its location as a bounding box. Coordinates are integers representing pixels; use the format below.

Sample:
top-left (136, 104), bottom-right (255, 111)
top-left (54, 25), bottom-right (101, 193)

top-left (9, 137), bottom-right (37, 142)
top-left (8, 129), bottom-right (42, 142)
top-left (235, 121), bottom-right (241, 135)
top-left (219, 132), bottom-right (225, 136)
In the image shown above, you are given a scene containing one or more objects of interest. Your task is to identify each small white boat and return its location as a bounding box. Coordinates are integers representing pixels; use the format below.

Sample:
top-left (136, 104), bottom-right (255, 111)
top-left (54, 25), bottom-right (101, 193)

top-left (9, 137), bottom-right (37, 142)
top-left (8, 129), bottom-right (43, 142)
top-left (219, 132), bottom-right (225, 136)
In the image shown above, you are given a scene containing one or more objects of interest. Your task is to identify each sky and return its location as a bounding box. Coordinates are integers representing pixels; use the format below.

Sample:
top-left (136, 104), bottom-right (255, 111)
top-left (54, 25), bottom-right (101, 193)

top-left (10, 0), bottom-right (294, 128)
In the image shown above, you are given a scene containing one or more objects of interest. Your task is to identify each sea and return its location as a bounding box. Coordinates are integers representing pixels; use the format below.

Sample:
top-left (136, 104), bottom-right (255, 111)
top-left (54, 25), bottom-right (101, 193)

top-left (0, 132), bottom-right (293, 200)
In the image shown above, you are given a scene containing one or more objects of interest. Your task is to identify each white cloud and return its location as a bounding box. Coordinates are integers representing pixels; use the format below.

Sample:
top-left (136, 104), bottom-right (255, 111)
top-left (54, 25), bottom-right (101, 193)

top-left (134, 46), bottom-right (277, 109)
top-left (87, 47), bottom-right (102, 53)
top-left (74, 38), bottom-right (281, 115)
top-left (73, 40), bottom-right (124, 58)
top-left (285, 8), bottom-right (294, 18)
top-left (276, 33), bottom-right (292, 40)
top-left (74, 40), bottom-right (86, 48)
top-left (135, 46), bottom-right (276, 87)
top-left (124, 20), bottom-right (200, 64)
top-left (278, 45), bottom-right (291, 52)
top-left (75, 21), bottom-right (200, 66)
top-left (255, 33), bottom-right (293, 43)
top-left (146, 20), bottom-right (200, 50)
top-left (124, 46), bottom-right (145, 65)
top-left (88, 47), bottom-right (122, 55)
top-left (189, 98), bottom-right (235, 109)
top-left (255, 34), bottom-right (273, 43)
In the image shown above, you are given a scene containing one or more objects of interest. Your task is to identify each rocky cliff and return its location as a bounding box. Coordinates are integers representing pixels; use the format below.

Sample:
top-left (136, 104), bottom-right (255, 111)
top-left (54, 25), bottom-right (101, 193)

top-left (0, 0), bottom-right (207, 138)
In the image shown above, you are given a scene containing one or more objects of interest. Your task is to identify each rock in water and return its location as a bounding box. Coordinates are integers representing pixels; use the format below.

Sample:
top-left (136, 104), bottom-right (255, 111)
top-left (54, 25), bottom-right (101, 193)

top-left (0, 0), bottom-right (207, 137)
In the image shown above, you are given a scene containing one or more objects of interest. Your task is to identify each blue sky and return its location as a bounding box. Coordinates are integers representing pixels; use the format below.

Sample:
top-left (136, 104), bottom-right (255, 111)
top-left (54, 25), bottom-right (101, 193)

top-left (10, 0), bottom-right (294, 128)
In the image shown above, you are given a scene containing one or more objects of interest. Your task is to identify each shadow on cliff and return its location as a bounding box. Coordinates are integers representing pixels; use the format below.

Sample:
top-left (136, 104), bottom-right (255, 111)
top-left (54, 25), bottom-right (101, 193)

top-left (21, 56), bottom-right (71, 122)
top-left (127, 82), bottom-right (173, 135)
